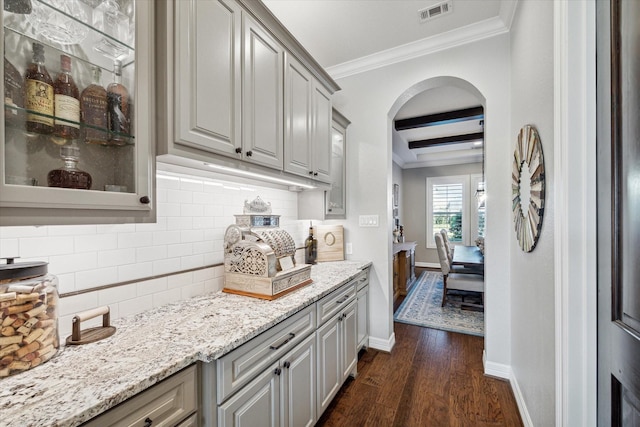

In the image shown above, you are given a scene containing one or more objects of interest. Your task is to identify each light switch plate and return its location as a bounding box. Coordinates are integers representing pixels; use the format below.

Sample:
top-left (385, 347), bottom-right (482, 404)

top-left (358, 215), bottom-right (379, 227)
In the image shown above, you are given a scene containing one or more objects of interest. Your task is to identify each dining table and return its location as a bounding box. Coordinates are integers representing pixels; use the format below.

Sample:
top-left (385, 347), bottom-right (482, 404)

top-left (452, 245), bottom-right (484, 270)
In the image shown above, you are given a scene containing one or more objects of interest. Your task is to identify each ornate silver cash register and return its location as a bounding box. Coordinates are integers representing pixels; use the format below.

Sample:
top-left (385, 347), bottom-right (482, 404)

top-left (223, 197), bottom-right (312, 299)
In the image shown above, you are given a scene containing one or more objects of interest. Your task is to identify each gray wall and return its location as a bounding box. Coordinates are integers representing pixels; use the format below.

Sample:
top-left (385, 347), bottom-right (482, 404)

top-left (509, 0), bottom-right (556, 425)
top-left (401, 162), bottom-right (482, 265)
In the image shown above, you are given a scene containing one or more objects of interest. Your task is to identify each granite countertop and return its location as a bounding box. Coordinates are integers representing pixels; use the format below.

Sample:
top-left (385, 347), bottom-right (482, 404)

top-left (0, 260), bottom-right (371, 427)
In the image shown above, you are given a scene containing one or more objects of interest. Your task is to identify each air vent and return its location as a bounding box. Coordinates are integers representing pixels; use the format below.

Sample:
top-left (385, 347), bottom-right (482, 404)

top-left (418, 0), bottom-right (453, 23)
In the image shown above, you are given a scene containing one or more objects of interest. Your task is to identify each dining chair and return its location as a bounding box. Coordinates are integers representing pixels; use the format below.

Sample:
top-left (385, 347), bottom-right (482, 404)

top-left (435, 233), bottom-right (484, 308)
top-left (439, 228), bottom-right (482, 275)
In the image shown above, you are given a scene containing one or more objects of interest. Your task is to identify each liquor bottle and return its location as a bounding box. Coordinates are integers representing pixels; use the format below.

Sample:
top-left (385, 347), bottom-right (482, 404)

top-left (80, 66), bottom-right (108, 144)
top-left (24, 42), bottom-right (54, 134)
top-left (304, 222), bottom-right (317, 265)
top-left (53, 55), bottom-right (80, 140)
top-left (106, 60), bottom-right (130, 145)
top-left (4, 57), bottom-right (24, 128)
top-left (47, 145), bottom-right (92, 190)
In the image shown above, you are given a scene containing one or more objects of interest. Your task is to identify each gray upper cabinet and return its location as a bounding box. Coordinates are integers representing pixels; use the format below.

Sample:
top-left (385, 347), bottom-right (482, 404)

top-left (0, 0), bottom-right (155, 226)
top-left (242, 13), bottom-right (284, 169)
top-left (156, 0), bottom-right (340, 185)
top-left (325, 109), bottom-right (350, 219)
top-left (173, 0), bottom-right (242, 157)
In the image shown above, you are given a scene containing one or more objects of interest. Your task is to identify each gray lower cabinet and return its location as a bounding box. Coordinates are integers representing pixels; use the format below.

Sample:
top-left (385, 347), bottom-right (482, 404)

top-left (356, 271), bottom-right (370, 351)
top-left (82, 365), bottom-right (198, 427)
top-left (316, 298), bottom-right (357, 418)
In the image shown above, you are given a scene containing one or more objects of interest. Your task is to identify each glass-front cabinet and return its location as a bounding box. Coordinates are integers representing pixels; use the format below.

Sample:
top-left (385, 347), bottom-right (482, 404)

top-left (325, 108), bottom-right (349, 219)
top-left (1, 0), bottom-right (154, 225)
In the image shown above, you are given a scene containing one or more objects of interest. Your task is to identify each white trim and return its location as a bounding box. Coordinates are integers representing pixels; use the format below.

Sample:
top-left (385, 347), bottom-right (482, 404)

top-left (483, 351), bottom-right (533, 427)
top-left (499, 0), bottom-right (519, 31)
top-left (326, 16), bottom-right (509, 80)
top-left (553, 1), bottom-right (597, 426)
top-left (415, 261), bottom-right (440, 269)
top-left (368, 333), bottom-right (396, 353)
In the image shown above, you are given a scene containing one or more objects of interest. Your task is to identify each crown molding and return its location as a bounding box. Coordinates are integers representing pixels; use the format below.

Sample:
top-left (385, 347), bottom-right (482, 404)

top-left (499, 0), bottom-right (519, 31)
top-left (327, 16), bottom-right (510, 80)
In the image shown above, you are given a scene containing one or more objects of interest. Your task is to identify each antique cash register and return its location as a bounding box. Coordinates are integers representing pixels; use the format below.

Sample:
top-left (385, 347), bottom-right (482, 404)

top-left (223, 197), bottom-right (312, 299)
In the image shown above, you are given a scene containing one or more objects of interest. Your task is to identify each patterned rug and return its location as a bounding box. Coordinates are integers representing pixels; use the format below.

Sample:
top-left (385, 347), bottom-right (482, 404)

top-left (394, 271), bottom-right (484, 337)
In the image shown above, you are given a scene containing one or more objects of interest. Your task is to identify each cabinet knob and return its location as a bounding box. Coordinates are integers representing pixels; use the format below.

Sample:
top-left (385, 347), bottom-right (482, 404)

top-left (274, 367), bottom-right (282, 376)
top-left (235, 147), bottom-right (242, 154)
top-left (246, 150), bottom-right (253, 157)
top-left (342, 313), bottom-right (348, 319)
top-left (313, 172), bottom-right (318, 176)
top-left (308, 171), bottom-right (314, 175)
top-left (283, 361), bottom-right (291, 369)
top-left (143, 418), bottom-right (153, 427)
top-left (139, 196), bottom-right (151, 204)
top-left (338, 316), bottom-right (343, 322)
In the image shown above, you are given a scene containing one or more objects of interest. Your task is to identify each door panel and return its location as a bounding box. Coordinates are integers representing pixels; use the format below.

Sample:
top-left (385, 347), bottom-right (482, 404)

top-left (597, 0), bottom-right (640, 425)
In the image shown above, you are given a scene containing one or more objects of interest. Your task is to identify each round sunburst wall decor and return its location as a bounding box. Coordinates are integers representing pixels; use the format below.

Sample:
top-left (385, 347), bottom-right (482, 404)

top-left (512, 125), bottom-right (545, 252)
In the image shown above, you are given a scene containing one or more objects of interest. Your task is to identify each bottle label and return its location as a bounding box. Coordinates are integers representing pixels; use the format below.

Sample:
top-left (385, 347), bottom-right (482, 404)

top-left (25, 79), bottom-right (54, 126)
top-left (54, 94), bottom-right (80, 128)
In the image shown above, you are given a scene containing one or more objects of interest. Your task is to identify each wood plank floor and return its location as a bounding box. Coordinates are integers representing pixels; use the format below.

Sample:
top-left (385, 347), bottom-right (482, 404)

top-left (316, 297), bottom-right (523, 426)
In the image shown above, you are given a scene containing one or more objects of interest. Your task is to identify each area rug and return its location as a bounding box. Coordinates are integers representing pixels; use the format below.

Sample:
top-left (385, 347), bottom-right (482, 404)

top-left (394, 271), bottom-right (484, 337)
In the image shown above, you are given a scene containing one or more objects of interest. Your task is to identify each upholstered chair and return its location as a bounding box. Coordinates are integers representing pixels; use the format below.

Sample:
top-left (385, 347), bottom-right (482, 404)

top-left (434, 233), bottom-right (484, 308)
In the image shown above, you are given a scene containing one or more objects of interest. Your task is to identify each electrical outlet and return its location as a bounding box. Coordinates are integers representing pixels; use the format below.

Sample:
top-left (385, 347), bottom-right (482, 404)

top-left (358, 215), bottom-right (379, 227)
top-left (345, 243), bottom-right (353, 254)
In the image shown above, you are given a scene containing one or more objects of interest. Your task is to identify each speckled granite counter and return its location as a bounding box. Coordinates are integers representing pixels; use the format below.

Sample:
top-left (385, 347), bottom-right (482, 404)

top-left (0, 260), bottom-right (371, 427)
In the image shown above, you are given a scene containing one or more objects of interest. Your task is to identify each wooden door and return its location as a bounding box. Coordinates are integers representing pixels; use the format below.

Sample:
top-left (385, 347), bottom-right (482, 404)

top-left (282, 334), bottom-right (316, 427)
top-left (242, 15), bottom-right (284, 169)
top-left (597, 1), bottom-right (640, 425)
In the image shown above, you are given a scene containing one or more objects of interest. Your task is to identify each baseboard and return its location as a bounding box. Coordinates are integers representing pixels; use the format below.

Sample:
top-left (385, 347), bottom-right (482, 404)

top-left (368, 333), bottom-right (396, 352)
top-left (483, 351), bottom-right (534, 427)
top-left (416, 261), bottom-right (440, 269)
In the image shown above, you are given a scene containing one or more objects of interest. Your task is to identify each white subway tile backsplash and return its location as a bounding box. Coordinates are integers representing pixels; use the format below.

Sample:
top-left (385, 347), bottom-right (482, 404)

top-left (0, 238), bottom-right (19, 257)
top-left (49, 252), bottom-right (98, 274)
top-left (118, 261), bottom-right (153, 282)
top-left (98, 248), bottom-right (136, 268)
top-left (98, 283), bottom-right (137, 306)
top-left (1, 170), bottom-right (305, 334)
top-left (75, 267), bottom-right (119, 290)
top-left (118, 295), bottom-right (153, 318)
top-left (76, 233), bottom-right (118, 252)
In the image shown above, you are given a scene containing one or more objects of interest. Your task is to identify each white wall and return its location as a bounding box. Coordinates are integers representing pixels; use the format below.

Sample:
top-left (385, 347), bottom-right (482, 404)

top-left (509, 1), bottom-right (556, 425)
top-left (0, 171), bottom-right (306, 339)
top-left (333, 35), bottom-right (512, 362)
top-left (402, 163), bottom-right (482, 265)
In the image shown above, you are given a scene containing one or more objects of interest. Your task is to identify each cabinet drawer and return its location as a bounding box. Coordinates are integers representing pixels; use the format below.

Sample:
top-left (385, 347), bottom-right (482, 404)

top-left (216, 305), bottom-right (315, 404)
top-left (316, 282), bottom-right (356, 326)
top-left (82, 365), bottom-right (197, 427)
top-left (355, 269), bottom-right (369, 291)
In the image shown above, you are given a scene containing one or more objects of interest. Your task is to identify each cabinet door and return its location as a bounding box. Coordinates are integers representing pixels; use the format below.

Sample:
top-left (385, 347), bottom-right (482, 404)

top-left (356, 285), bottom-right (369, 351)
top-left (218, 361), bottom-right (280, 427)
top-left (311, 82), bottom-right (332, 182)
top-left (283, 54), bottom-right (312, 178)
top-left (242, 15), bottom-right (284, 169)
top-left (316, 314), bottom-right (341, 416)
top-left (341, 300), bottom-right (358, 380)
top-left (174, 0), bottom-right (242, 156)
top-left (1, 0), bottom-right (154, 226)
top-left (325, 110), bottom-right (349, 219)
top-left (282, 334), bottom-right (316, 427)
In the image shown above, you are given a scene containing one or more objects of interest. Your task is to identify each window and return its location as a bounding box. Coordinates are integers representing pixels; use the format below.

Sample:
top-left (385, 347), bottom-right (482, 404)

top-left (426, 174), bottom-right (484, 248)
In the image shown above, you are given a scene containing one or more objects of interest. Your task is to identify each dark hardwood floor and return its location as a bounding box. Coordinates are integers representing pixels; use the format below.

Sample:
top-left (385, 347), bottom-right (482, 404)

top-left (317, 281), bottom-right (523, 427)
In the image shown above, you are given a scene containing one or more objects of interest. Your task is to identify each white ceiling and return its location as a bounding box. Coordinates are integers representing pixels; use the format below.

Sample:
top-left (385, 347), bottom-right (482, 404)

top-left (263, 0), bottom-right (515, 168)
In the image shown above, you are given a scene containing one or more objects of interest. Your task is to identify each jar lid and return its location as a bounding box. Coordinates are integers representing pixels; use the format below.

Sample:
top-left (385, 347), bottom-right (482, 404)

top-left (0, 258), bottom-right (48, 281)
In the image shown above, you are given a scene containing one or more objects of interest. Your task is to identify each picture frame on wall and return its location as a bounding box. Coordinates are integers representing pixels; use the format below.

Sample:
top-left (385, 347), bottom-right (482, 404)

top-left (393, 184), bottom-right (399, 207)
top-left (393, 207), bottom-right (399, 218)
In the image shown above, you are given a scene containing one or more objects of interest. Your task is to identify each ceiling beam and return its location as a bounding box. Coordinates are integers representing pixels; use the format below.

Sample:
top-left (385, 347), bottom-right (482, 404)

top-left (394, 106), bottom-right (484, 131)
top-left (408, 132), bottom-right (484, 149)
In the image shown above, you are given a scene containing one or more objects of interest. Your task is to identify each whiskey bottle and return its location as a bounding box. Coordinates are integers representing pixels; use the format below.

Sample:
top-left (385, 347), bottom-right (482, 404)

top-left (47, 145), bottom-right (92, 190)
top-left (53, 55), bottom-right (80, 140)
top-left (4, 57), bottom-right (24, 128)
top-left (24, 42), bottom-right (54, 135)
top-left (304, 222), bottom-right (317, 265)
top-left (80, 66), bottom-right (108, 144)
top-left (106, 60), bottom-right (130, 145)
